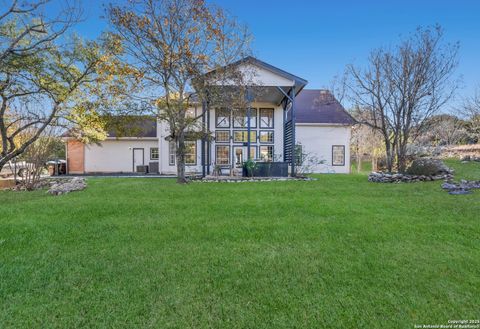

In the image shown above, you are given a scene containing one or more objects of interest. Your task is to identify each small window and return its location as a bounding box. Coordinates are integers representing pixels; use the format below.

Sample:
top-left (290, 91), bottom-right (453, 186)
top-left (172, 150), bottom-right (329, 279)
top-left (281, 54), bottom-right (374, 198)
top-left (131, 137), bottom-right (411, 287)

top-left (169, 141), bottom-right (176, 166)
top-left (259, 131), bottom-right (274, 143)
top-left (332, 145), bottom-right (345, 166)
top-left (216, 108), bottom-right (230, 128)
top-left (216, 145), bottom-right (230, 165)
top-left (150, 147), bottom-right (159, 160)
top-left (260, 108), bottom-right (274, 128)
top-left (233, 130), bottom-right (257, 143)
top-left (185, 141), bottom-right (197, 166)
top-left (233, 108), bottom-right (257, 128)
top-left (215, 131), bottom-right (230, 143)
top-left (259, 145), bottom-right (274, 162)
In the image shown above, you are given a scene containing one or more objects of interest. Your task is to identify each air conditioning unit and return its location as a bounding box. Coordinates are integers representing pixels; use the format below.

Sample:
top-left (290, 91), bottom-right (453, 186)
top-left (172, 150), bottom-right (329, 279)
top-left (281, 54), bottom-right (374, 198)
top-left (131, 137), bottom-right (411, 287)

top-left (149, 162), bottom-right (159, 174)
top-left (136, 165), bottom-right (148, 173)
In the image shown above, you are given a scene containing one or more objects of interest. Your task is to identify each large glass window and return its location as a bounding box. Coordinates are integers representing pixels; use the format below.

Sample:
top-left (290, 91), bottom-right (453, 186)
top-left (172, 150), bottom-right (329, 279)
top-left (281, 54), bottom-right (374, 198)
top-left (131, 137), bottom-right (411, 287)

top-left (215, 131), bottom-right (230, 143)
top-left (215, 108), bottom-right (230, 128)
top-left (185, 141), bottom-right (197, 165)
top-left (260, 145), bottom-right (274, 162)
top-left (259, 131), bottom-right (274, 143)
top-left (150, 147), bottom-right (159, 160)
top-left (233, 130), bottom-right (257, 143)
top-left (168, 141), bottom-right (176, 166)
top-left (216, 145), bottom-right (230, 165)
top-left (332, 145), bottom-right (345, 166)
top-left (233, 108), bottom-right (257, 128)
top-left (260, 108), bottom-right (274, 128)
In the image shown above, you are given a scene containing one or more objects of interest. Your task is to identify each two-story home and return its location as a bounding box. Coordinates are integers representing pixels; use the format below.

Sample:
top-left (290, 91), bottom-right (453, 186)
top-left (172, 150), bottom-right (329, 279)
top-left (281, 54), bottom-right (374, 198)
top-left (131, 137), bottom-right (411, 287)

top-left (65, 57), bottom-right (355, 176)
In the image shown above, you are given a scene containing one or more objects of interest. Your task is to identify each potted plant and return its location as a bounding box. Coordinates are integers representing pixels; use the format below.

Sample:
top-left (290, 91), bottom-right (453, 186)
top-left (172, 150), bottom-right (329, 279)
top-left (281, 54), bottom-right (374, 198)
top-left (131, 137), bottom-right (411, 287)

top-left (243, 158), bottom-right (257, 177)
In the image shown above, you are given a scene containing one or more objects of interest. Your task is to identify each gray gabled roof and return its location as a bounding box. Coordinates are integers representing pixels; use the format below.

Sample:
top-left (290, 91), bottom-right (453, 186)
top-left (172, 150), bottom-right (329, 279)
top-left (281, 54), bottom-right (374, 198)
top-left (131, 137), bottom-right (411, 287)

top-left (61, 116), bottom-right (158, 139)
top-left (106, 116), bottom-right (157, 138)
top-left (242, 56), bottom-right (308, 88)
top-left (295, 89), bottom-right (356, 125)
top-left (205, 56), bottom-right (308, 91)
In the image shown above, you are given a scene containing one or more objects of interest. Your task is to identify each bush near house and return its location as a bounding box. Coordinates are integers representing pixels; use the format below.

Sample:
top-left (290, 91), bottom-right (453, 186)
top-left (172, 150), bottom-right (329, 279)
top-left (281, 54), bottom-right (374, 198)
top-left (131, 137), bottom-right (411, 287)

top-left (0, 160), bottom-right (478, 328)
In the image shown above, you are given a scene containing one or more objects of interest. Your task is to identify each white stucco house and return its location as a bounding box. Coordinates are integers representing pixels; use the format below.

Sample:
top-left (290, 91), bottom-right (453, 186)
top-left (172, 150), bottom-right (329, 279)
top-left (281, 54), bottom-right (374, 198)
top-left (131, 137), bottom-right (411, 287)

top-left (64, 57), bottom-right (355, 176)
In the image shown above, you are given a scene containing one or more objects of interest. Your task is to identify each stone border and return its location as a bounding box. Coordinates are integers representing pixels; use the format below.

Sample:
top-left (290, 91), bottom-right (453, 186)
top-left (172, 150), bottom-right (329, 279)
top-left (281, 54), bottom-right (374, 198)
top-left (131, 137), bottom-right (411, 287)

top-left (368, 172), bottom-right (453, 183)
top-left (441, 180), bottom-right (480, 195)
top-left (192, 176), bottom-right (317, 183)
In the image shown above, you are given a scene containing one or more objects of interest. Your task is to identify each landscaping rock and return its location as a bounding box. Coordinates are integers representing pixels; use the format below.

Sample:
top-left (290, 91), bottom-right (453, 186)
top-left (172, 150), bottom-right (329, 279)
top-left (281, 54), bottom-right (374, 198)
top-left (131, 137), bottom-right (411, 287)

top-left (448, 189), bottom-right (472, 195)
top-left (368, 172), bottom-right (452, 183)
top-left (441, 179), bottom-right (480, 195)
top-left (406, 158), bottom-right (453, 176)
top-left (47, 177), bottom-right (87, 195)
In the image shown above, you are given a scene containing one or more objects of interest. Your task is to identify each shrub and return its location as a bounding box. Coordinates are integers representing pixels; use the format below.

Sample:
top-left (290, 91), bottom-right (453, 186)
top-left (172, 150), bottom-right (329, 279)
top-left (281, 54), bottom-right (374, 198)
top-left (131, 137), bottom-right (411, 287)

top-left (406, 158), bottom-right (452, 176)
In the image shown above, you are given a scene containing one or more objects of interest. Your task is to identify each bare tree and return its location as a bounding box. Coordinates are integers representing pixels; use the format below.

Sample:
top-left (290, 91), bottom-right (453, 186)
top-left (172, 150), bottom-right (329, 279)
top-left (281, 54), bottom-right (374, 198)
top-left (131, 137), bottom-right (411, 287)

top-left (107, 0), bottom-right (252, 183)
top-left (347, 26), bottom-right (459, 172)
top-left (416, 114), bottom-right (468, 146)
top-left (460, 86), bottom-right (480, 143)
top-left (350, 107), bottom-right (385, 172)
top-left (16, 127), bottom-right (60, 190)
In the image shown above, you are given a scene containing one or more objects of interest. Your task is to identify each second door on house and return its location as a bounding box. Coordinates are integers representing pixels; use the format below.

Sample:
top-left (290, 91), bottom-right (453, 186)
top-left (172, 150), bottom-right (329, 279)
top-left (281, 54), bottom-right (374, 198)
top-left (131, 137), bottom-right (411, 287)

top-left (233, 146), bottom-right (256, 168)
top-left (133, 148), bottom-right (144, 172)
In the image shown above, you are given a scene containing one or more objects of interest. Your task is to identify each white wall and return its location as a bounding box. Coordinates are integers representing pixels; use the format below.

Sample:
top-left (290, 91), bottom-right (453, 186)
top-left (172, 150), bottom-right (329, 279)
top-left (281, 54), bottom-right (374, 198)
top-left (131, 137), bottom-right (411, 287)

top-left (208, 63), bottom-right (295, 87)
top-left (296, 124), bottom-right (351, 174)
top-left (84, 139), bottom-right (159, 173)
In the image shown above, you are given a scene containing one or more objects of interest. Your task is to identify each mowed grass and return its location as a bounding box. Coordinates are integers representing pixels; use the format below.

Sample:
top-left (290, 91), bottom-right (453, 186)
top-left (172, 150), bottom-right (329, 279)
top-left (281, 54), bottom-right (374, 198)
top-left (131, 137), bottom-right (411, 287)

top-left (0, 161), bottom-right (479, 328)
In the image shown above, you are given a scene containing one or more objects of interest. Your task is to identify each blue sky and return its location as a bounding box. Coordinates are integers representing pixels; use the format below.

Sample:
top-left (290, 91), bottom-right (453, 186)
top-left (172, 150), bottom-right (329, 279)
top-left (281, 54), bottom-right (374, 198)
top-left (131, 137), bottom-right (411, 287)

top-left (73, 0), bottom-right (480, 103)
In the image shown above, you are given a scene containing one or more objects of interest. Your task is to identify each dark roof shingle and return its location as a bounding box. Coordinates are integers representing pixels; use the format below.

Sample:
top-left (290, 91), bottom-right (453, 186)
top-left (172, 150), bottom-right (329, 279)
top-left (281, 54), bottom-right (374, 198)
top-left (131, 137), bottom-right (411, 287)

top-left (106, 116), bottom-right (157, 138)
top-left (295, 89), bottom-right (355, 125)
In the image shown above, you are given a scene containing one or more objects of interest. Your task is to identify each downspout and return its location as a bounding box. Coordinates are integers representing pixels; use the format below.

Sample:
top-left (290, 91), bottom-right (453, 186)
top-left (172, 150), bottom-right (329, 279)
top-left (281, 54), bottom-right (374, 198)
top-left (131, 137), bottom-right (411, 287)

top-left (247, 107), bottom-right (251, 160)
top-left (206, 99), bottom-right (211, 175)
top-left (291, 86), bottom-right (296, 177)
top-left (246, 88), bottom-right (253, 161)
top-left (201, 99), bottom-right (207, 177)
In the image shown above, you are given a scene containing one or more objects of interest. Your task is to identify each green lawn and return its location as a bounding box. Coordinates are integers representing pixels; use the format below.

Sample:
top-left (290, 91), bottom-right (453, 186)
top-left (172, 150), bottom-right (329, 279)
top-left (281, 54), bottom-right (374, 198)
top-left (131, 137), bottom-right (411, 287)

top-left (0, 161), bottom-right (479, 328)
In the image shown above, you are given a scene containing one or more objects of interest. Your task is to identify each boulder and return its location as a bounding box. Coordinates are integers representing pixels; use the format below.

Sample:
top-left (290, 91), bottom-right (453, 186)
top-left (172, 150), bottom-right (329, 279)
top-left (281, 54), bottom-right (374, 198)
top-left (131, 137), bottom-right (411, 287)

top-left (48, 177), bottom-right (87, 195)
top-left (406, 159), bottom-right (452, 176)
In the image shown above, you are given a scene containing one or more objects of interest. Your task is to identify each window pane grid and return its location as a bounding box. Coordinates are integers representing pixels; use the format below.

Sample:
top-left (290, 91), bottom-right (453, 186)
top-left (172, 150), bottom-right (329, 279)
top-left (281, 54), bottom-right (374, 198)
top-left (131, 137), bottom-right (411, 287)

top-left (215, 131), bottom-right (230, 143)
top-left (168, 142), bottom-right (175, 166)
top-left (233, 108), bottom-right (257, 128)
top-left (233, 131), bottom-right (257, 143)
top-left (216, 108), bottom-right (230, 128)
top-left (216, 146), bottom-right (230, 165)
top-left (150, 147), bottom-right (159, 160)
top-left (332, 145), bottom-right (345, 166)
top-left (185, 141), bottom-right (196, 165)
top-left (259, 146), bottom-right (274, 162)
top-left (260, 108), bottom-right (274, 128)
top-left (259, 131), bottom-right (274, 143)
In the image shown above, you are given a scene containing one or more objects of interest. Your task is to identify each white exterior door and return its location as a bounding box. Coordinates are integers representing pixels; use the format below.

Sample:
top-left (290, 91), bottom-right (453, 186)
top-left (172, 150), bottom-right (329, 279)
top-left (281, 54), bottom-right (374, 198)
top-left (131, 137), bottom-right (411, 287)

top-left (133, 148), bottom-right (144, 172)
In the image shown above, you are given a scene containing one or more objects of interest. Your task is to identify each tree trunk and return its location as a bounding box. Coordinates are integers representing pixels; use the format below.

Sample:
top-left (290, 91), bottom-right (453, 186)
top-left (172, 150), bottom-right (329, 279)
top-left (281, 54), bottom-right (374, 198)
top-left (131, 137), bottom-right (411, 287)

top-left (176, 136), bottom-right (187, 184)
top-left (357, 154), bottom-right (362, 173)
top-left (396, 143), bottom-right (408, 173)
top-left (384, 141), bottom-right (393, 173)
